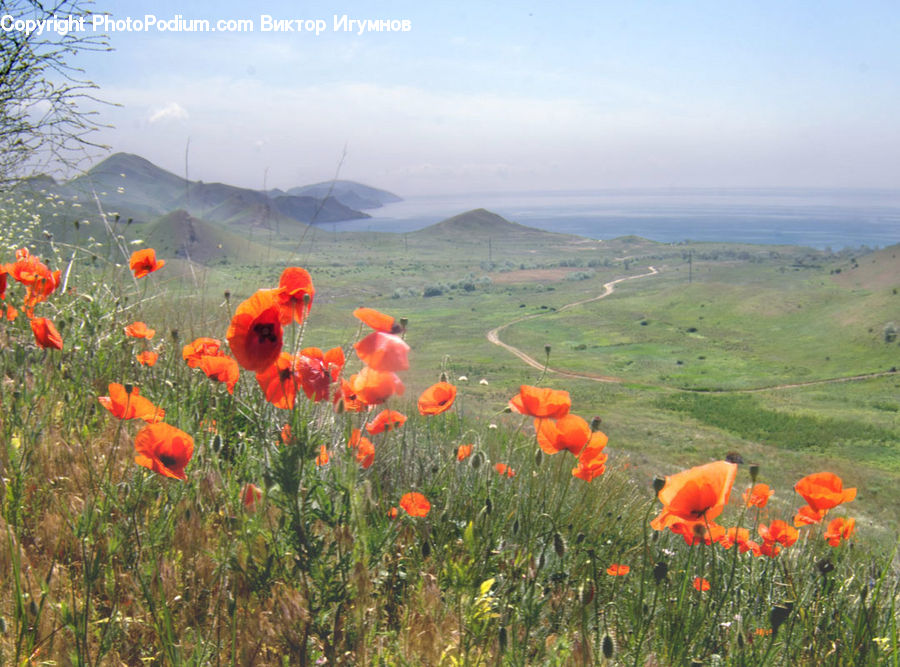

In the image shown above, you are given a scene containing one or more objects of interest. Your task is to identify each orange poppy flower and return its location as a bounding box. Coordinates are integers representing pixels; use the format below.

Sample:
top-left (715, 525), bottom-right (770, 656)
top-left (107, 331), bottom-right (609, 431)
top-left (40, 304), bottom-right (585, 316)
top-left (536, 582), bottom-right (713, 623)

top-left (198, 354), bottom-right (240, 394)
top-left (719, 527), bottom-right (756, 552)
top-left (387, 507), bottom-right (399, 519)
top-left (571, 430), bottom-right (609, 482)
top-left (494, 463), bottom-right (516, 478)
top-left (743, 483), bottom-right (773, 508)
top-left (536, 414), bottom-right (592, 455)
top-left (354, 306), bottom-right (401, 333)
top-left (669, 520), bottom-right (726, 546)
top-left (125, 321), bottom-right (155, 339)
top-left (129, 248), bottom-right (165, 278)
top-left (242, 483), bottom-right (262, 510)
top-left (315, 444), bottom-right (330, 466)
top-left (794, 472), bottom-right (856, 513)
top-left (336, 378), bottom-right (367, 413)
top-left (606, 564), bottom-right (630, 576)
top-left (457, 444), bottom-right (473, 461)
top-left (227, 289), bottom-right (284, 372)
top-left (508, 385), bottom-right (570, 420)
top-left (399, 492), bottom-right (431, 517)
top-left (757, 541), bottom-right (782, 558)
top-left (136, 350), bottom-right (159, 367)
top-left (347, 367), bottom-right (405, 405)
top-left (824, 517), bottom-right (855, 546)
top-left (354, 331), bottom-right (410, 372)
top-left (256, 352), bottom-right (301, 409)
top-left (355, 435), bottom-right (375, 468)
top-left (758, 520), bottom-right (798, 547)
top-left (366, 409), bottom-right (407, 434)
top-left (301, 346), bottom-right (345, 381)
top-left (98, 383), bottom-right (165, 422)
top-left (276, 267), bottom-right (315, 324)
top-left (5, 304), bottom-right (17, 321)
top-left (134, 422), bottom-right (193, 480)
top-left (182, 337), bottom-right (223, 367)
top-left (793, 504), bottom-right (826, 527)
top-left (6, 248), bottom-right (59, 315)
top-left (281, 423), bottom-right (293, 445)
top-left (30, 317), bottom-right (63, 350)
top-left (418, 381), bottom-right (456, 416)
top-left (650, 461), bottom-right (738, 533)
top-left (693, 577), bottom-right (711, 592)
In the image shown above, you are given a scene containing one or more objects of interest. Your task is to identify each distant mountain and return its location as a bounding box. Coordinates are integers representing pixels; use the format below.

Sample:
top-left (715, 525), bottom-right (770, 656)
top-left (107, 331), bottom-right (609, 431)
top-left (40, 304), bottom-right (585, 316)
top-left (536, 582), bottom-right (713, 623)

top-left (415, 208), bottom-right (562, 237)
top-left (284, 180), bottom-right (401, 210)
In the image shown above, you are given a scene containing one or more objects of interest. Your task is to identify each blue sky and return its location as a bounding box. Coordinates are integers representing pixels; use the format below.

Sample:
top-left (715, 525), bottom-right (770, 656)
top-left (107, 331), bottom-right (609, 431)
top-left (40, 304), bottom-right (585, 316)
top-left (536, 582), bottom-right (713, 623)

top-left (72, 0), bottom-right (900, 194)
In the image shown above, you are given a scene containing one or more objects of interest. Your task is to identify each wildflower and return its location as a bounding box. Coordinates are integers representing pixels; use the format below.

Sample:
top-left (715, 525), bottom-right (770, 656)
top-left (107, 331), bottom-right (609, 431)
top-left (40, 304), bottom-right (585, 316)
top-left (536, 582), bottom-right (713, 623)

top-left (98, 383), bottom-right (165, 422)
top-left (355, 436), bottom-right (375, 469)
top-left (301, 346), bottom-right (345, 382)
top-left (757, 520), bottom-right (799, 547)
top-left (793, 504), bottom-right (826, 527)
top-left (417, 381), bottom-right (456, 415)
top-left (606, 564), bottom-right (630, 576)
top-left (693, 577), bottom-right (711, 592)
top-left (508, 385), bottom-right (570, 419)
top-left (280, 423), bottom-right (292, 445)
top-left (242, 484), bottom-right (262, 510)
top-left (136, 350), bottom-right (158, 366)
top-left (494, 463), bottom-right (516, 478)
top-left (227, 289), bottom-right (283, 372)
top-left (134, 422), bottom-right (194, 480)
top-left (400, 492), bottom-right (431, 517)
top-left (743, 483), bottom-right (773, 508)
top-left (795, 472), bottom-right (856, 513)
top-left (720, 527), bottom-right (761, 555)
top-left (354, 306), bottom-right (402, 333)
top-left (182, 337), bottom-right (223, 367)
top-left (670, 521), bottom-right (726, 546)
top-left (366, 409), bottom-right (407, 434)
top-left (388, 507), bottom-right (399, 519)
top-left (197, 355), bottom-right (240, 394)
top-left (651, 461), bottom-right (738, 533)
top-left (457, 444), bottom-right (473, 461)
top-left (30, 317), bottom-right (63, 350)
top-left (256, 352), bottom-right (302, 409)
top-left (824, 517), bottom-right (855, 546)
top-left (5, 304), bottom-right (17, 321)
top-left (124, 321), bottom-right (155, 339)
top-left (354, 331), bottom-right (410, 372)
top-left (347, 366), bottom-right (405, 405)
top-left (6, 248), bottom-right (60, 315)
top-left (315, 445), bottom-right (329, 466)
top-left (571, 430), bottom-right (609, 482)
top-left (277, 267), bottom-right (315, 324)
top-left (129, 248), bottom-right (165, 278)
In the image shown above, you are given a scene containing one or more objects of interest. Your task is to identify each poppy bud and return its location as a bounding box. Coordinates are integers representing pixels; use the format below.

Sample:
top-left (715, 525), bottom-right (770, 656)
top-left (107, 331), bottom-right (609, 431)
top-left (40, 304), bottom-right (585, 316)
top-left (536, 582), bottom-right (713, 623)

top-left (224, 290), bottom-right (231, 302)
top-left (749, 464), bottom-right (760, 482)
top-left (440, 372), bottom-right (448, 382)
top-left (421, 540), bottom-right (431, 558)
top-left (123, 383), bottom-right (134, 395)
top-left (769, 602), bottom-right (793, 635)
top-left (170, 329), bottom-right (179, 342)
top-left (580, 582), bottom-right (594, 605)
top-left (303, 292), bottom-right (311, 304)
top-left (544, 343), bottom-right (552, 357)
top-left (470, 452), bottom-right (482, 470)
top-left (513, 518), bottom-right (520, 535)
top-left (74, 220), bottom-right (80, 230)
top-left (485, 496), bottom-right (493, 515)
top-left (653, 561), bottom-right (668, 585)
top-left (553, 532), bottom-right (565, 558)
top-left (398, 317), bottom-right (408, 332)
top-left (602, 635), bottom-right (615, 659)
top-left (575, 532), bottom-right (585, 545)
top-left (817, 559), bottom-right (834, 576)
top-left (534, 448), bottom-right (543, 467)
top-left (227, 595), bottom-right (237, 616)
top-left (653, 476), bottom-right (666, 495)
top-left (498, 626), bottom-right (508, 653)
top-left (590, 416), bottom-right (602, 431)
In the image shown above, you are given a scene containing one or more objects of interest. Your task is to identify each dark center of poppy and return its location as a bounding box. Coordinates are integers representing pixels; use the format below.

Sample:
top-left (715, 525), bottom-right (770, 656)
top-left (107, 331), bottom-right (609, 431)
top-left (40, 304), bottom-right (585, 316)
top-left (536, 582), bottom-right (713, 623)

top-left (438, 399), bottom-right (448, 406)
top-left (253, 322), bottom-right (278, 344)
top-left (279, 368), bottom-right (293, 382)
top-left (159, 454), bottom-right (177, 468)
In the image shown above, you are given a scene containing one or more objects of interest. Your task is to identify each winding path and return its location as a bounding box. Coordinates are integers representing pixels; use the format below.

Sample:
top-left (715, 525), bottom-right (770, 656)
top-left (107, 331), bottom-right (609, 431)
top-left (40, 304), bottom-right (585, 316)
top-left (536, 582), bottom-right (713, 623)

top-left (486, 266), bottom-right (896, 392)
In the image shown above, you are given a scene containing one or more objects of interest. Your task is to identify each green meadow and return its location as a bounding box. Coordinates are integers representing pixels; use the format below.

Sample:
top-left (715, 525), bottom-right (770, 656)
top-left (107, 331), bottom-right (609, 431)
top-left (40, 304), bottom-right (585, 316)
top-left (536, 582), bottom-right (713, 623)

top-left (1, 200), bottom-right (898, 663)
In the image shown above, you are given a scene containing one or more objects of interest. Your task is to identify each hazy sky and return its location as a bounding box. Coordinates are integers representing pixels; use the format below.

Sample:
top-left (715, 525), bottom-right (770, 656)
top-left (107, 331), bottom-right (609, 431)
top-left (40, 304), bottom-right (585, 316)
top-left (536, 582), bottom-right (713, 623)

top-left (67, 0), bottom-right (900, 195)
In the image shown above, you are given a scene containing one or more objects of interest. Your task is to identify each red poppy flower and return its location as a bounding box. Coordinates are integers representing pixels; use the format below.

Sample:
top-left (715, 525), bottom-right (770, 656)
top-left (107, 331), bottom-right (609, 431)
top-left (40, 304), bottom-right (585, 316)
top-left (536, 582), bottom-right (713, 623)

top-left (30, 317), bottom-right (63, 350)
top-left (0, 267), bottom-right (6, 301)
top-left (693, 577), bottom-right (711, 592)
top-left (136, 350), bottom-right (159, 366)
top-left (354, 331), bottom-right (410, 372)
top-left (134, 422), bottom-right (193, 480)
top-left (198, 354), bottom-right (240, 394)
top-left (571, 431), bottom-right (609, 482)
top-left (347, 367), bottom-right (405, 406)
top-left (227, 289), bottom-right (284, 372)
top-left (606, 564), bottom-right (630, 576)
top-left (536, 414), bottom-right (591, 455)
top-left (824, 517), bottom-right (855, 546)
top-left (277, 267), bottom-right (315, 324)
top-left (758, 520), bottom-right (798, 547)
top-left (315, 445), bottom-right (330, 466)
top-left (336, 378), bottom-right (367, 413)
top-left (720, 527), bottom-right (754, 551)
top-left (301, 346), bottom-right (345, 381)
top-left (256, 352), bottom-right (301, 409)
top-left (399, 492), bottom-right (431, 517)
top-left (418, 382), bottom-right (456, 416)
top-left (129, 248), bottom-right (165, 278)
top-left (508, 385), bottom-right (570, 419)
top-left (354, 306), bottom-right (401, 333)
top-left (743, 483), bottom-right (773, 508)
top-left (650, 461), bottom-right (738, 533)
top-left (366, 409), bottom-right (407, 434)
top-left (6, 248), bottom-right (59, 315)
top-left (281, 423), bottom-right (293, 445)
top-left (794, 472), bottom-right (856, 513)
top-left (182, 337), bottom-right (223, 367)
top-left (494, 463), bottom-right (516, 478)
top-left (5, 304), bottom-right (17, 321)
top-left (387, 507), bottom-right (399, 519)
top-left (242, 484), bottom-right (262, 510)
top-left (125, 321), bottom-right (155, 339)
top-left (457, 444), bottom-right (473, 461)
top-left (98, 383), bottom-right (165, 422)
top-left (355, 435), bottom-right (375, 469)
top-left (793, 504), bottom-right (826, 527)
top-left (669, 520), bottom-right (726, 546)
